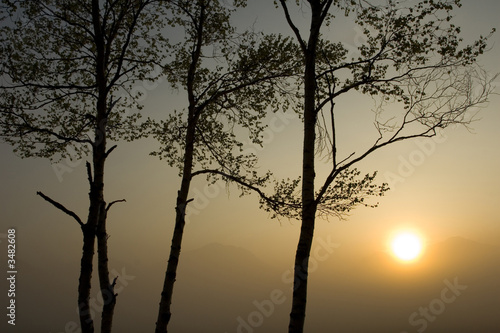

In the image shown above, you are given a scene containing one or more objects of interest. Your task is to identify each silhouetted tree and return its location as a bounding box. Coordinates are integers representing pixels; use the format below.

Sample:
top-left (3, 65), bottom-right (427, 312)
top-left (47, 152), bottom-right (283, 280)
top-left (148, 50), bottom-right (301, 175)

top-left (0, 1), bottom-right (167, 332)
top-left (150, 1), bottom-right (299, 331)
top-left (268, 0), bottom-right (496, 332)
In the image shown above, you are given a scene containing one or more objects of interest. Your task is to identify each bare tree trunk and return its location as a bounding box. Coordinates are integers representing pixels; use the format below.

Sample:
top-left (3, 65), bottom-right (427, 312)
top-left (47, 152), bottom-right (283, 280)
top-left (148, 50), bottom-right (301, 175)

top-left (78, 158), bottom-right (105, 333)
top-left (155, 112), bottom-right (197, 332)
top-left (97, 201), bottom-right (117, 333)
top-left (288, 2), bottom-right (324, 332)
top-left (289, 54), bottom-right (318, 333)
top-left (78, 131), bottom-right (107, 333)
top-left (78, 222), bottom-right (97, 333)
top-left (154, 188), bottom-right (190, 332)
top-left (77, 1), bottom-right (110, 331)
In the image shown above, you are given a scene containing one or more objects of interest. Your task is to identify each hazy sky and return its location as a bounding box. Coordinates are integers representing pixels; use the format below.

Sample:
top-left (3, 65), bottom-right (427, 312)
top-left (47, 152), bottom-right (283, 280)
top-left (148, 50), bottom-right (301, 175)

top-left (1, 0), bottom-right (499, 332)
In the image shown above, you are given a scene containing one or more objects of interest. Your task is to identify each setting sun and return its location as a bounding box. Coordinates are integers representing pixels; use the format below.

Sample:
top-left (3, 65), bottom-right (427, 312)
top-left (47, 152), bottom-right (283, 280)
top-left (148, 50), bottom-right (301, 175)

top-left (391, 232), bottom-right (424, 262)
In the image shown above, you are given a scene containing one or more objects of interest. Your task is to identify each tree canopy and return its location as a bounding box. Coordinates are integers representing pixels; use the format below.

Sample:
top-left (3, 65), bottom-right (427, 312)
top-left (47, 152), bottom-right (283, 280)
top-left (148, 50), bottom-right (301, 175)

top-left (0, 0), bottom-right (168, 159)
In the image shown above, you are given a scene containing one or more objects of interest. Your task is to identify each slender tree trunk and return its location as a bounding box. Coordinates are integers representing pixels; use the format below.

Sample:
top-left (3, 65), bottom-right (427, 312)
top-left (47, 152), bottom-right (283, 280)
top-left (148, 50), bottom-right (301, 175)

top-left (154, 188), bottom-right (190, 332)
top-left (288, 55), bottom-right (318, 333)
top-left (78, 140), bottom-right (107, 333)
top-left (78, 120), bottom-right (107, 333)
top-left (156, 4), bottom-right (206, 331)
top-left (78, 156), bottom-right (105, 333)
top-left (156, 92), bottom-right (199, 333)
top-left (78, 221), bottom-right (97, 333)
top-left (77, 1), bottom-right (112, 331)
top-left (155, 114), bottom-right (197, 332)
top-left (289, 2), bottom-right (323, 332)
top-left (97, 202), bottom-right (117, 333)
top-left (77, 118), bottom-right (107, 333)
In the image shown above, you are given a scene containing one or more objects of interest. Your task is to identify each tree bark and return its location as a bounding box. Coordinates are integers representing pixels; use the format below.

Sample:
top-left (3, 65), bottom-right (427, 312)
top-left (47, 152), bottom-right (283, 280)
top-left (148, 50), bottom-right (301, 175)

top-left (78, 150), bottom-right (106, 333)
top-left (78, 222), bottom-right (97, 333)
top-left (155, 3), bottom-right (206, 331)
top-left (154, 189), bottom-right (190, 332)
top-left (76, 1), bottom-right (111, 332)
top-left (288, 1), bottom-right (324, 332)
top-left (155, 111), bottom-right (197, 332)
top-left (78, 112), bottom-right (107, 333)
top-left (97, 201), bottom-right (117, 333)
top-left (288, 52), bottom-right (318, 333)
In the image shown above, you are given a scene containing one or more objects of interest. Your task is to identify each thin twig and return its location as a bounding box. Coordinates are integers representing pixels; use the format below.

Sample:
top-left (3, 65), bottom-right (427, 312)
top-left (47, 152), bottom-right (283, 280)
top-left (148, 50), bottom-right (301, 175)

top-left (106, 199), bottom-right (126, 212)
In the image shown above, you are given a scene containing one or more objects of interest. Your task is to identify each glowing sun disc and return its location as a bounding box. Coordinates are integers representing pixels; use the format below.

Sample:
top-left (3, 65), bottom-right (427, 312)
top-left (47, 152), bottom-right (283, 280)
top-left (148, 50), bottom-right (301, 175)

top-left (391, 232), bottom-right (423, 261)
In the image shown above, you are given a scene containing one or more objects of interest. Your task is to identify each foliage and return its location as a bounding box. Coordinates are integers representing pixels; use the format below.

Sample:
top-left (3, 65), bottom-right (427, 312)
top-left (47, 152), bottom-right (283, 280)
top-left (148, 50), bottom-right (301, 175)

top-left (263, 169), bottom-right (389, 220)
top-left (148, 0), bottom-right (301, 190)
top-left (265, 0), bottom-right (495, 222)
top-left (0, 0), bottom-right (168, 159)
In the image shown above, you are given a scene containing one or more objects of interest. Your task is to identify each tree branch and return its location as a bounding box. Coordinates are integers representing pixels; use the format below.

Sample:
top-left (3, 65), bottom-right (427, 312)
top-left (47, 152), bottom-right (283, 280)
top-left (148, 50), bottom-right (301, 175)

top-left (105, 144), bottom-right (118, 158)
top-left (279, 0), bottom-right (306, 53)
top-left (106, 199), bottom-right (126, 212)
top-left (190, 168), bottom-right (287, 212)
top-left (86, 161), bottom-right (93, 185)
top-left (36, 191), bottom-right (84, 227)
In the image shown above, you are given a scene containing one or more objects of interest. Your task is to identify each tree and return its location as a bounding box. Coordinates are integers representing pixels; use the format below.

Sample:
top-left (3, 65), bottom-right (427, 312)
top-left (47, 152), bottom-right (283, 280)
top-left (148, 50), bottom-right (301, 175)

top-left (0, 1), bottom-right (167, 332)
top-left (150, 1), bottom-right (299, 331)
top-left (270, 0), bottom-right (496, 332)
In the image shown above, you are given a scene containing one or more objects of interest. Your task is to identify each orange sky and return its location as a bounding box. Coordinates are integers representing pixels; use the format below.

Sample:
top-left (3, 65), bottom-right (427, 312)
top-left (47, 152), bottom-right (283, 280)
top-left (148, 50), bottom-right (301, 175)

top-left (1, 0), bottom-right (499, 332)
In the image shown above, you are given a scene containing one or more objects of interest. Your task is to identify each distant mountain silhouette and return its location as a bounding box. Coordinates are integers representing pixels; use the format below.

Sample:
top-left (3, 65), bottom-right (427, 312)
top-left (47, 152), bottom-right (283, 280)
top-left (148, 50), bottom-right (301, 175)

top-left (164, 238), bottom-right (500, 332)
top-left (16, 238), bottom-right (497, 333)
top-left (169, 243), bottom-right (287, 332)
